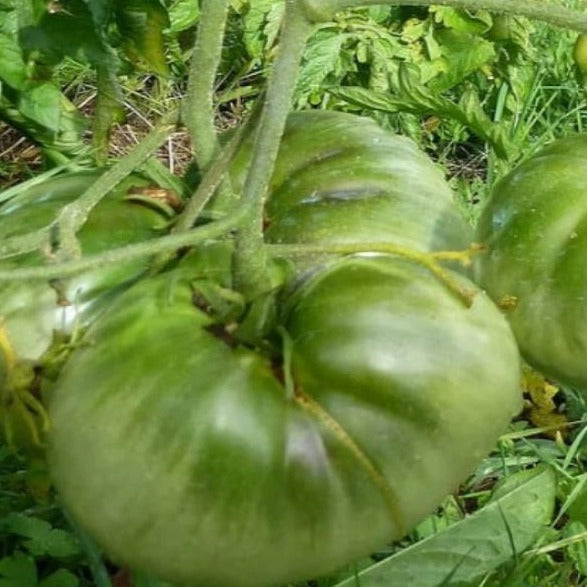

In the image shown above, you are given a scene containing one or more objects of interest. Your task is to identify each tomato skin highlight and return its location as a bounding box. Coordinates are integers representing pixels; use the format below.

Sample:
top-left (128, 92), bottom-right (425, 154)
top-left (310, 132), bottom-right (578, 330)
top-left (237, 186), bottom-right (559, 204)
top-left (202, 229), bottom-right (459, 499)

top-left (0, 171), bottom-right (167, 362)
top-left (475, 135), bottom-right (587, 390)
top-left (47, 255), bottom-right (520, 587)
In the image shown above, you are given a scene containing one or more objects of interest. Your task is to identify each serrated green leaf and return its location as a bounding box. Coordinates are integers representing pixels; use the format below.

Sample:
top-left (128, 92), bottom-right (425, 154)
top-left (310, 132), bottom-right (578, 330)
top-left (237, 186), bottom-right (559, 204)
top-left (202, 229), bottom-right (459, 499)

top-left (1, 513), bottom-right (80, 558)
top-left (0, 552), bottom-right (38, 587)
top-left (333, 467), bottom-right (555, 587)
top-left (263, 2), bottom-right (284, 51)
top-left (429, 29), bottom-right (495, 92)
top-left (431, 7), bottom-right (492, 35)
top-left (243, 0), bottom-right (282, 60)
top-left (115, 0), bottom-right (170, 75)
top-left (331, 72), bottom-right (513, 161)
top-left (167, 0), bottom-right (198, 32)
top-left (39, 569), bottom-right (79, 587)
top-left (296, 31), bottom-right (346, 104)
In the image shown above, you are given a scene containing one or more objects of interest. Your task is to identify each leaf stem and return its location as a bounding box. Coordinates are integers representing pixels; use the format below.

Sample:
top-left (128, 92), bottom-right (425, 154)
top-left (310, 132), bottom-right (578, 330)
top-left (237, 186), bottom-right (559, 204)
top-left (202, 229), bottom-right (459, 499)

top-left (233, 0), bottom-right (313, 298)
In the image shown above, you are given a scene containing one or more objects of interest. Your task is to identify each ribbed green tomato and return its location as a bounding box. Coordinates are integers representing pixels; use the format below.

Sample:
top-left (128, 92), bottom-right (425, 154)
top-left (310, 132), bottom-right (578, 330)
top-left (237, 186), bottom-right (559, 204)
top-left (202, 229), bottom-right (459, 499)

top-left (574, 34), bottom-right (587, 82)
top-left (46, 112), bottom-right (520, 586)
top-left (232, 110), bottom-right (472, 255)
top-left (0, 171), bottom-right (167, 362)
top-left (475, 135), bottom-right (587, 390)
top-left (48, 255), bottom-right (521, 587)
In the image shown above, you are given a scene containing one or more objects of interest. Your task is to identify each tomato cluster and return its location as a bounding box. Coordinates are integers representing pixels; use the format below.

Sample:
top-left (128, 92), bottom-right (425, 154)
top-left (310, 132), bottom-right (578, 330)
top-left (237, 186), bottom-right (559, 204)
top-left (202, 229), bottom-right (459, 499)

top-left (1, 112), bottom-right (524, 586)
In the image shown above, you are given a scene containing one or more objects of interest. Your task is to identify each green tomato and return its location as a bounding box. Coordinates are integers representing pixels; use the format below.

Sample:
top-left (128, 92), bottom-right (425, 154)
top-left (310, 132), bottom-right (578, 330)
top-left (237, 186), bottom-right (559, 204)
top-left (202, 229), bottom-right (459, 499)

top-left (48, 255), bottom-right (521, 587)
top-left (574, 34), bottom-right (587, 79)
top-left (475, 135), bottom-right (587, 390)
top-left (0, 171), bottom-right (168, 362)
top-left (232, 111), bottom-right (472, 256)
top-left (44, 111), bottom-right (520, 585)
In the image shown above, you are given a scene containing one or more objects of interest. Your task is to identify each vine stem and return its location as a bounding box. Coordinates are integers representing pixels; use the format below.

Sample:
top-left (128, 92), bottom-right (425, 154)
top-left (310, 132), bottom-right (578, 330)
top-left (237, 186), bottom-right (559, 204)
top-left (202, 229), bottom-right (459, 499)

top-left (184, 0), bottom-right (229, 168)
top-left (267, 242), bottom-right (478, 306)
top-left (55, 108), bottom-right (181, 261)
top-left (233, 0), bottom-right (313, 298)
top-left (181, 0), bottom-right (236, 217)
top-left (0, 208), bottom-right (247, 282)
top-left (302, 0), bottom-right (587, 31)
top-left (0, 109), bottom-right (180, 261)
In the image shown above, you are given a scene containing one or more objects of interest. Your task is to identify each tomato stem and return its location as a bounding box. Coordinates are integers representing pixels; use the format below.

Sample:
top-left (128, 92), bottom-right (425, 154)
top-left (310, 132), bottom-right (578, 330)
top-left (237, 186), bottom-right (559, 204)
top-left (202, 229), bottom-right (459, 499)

top-left (184, 0), bottom-right (236, 212)
top-left (171, 111), bottom-right (255, 234)
top-left (0, 109), bottom-right (180, 262)
top-left (233, 0), bottom-right (314, 299)
top-left (0, 207), bottom-right (248, 282)
top-left (267, 242), bottom-right (478, 306)
top-left (184, 0), bottom-right (229, 167)
top-left (306, 0), bottom-right (587, 32)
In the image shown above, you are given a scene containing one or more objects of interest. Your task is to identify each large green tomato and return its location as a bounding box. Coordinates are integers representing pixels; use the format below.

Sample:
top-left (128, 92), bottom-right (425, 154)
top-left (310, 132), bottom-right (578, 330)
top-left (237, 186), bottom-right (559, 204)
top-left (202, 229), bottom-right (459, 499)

top-left (232, 110), bottom-right (472, 255)
top-left (0, 171), bottom-right (167, 363)
top-left (46, 111), bottom-right (520, 586)
top-left (475, 135), bottom-right (587, 390)
top-left (48, 254), bottom-right (520, 587)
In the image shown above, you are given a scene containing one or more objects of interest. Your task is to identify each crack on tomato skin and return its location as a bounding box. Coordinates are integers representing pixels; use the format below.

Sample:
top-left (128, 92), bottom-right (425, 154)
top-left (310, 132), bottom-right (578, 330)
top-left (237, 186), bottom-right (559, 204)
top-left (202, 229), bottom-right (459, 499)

top-left (293, 387), bottom-right (406, 535)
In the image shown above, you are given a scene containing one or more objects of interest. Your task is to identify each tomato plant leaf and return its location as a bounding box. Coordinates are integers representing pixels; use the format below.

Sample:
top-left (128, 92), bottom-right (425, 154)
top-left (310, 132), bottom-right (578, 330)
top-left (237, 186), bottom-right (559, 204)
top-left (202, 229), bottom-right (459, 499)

top-left (0, 552), bottom-right (38, 586)
top-left (430, 7), bottom-right (492, 35)
top-left (0, 32), bottom-right (26, 89)
top-left (167, 0), bottom-right (199, 33)
top-left (0, 513), bottom-right (80, 558)
top-left (93, 65), bottom-right (125, 163)
top-left (38, 569), bottom-right (79, 587)
top-left (428, 29), bottom-right (495, 92)
top-left (296, 31), bottom-right (347, 106)
top-left (115, 0), bottom-right (170, 76)
top-left (80, 0), bottom-right (113, 31)
top-left (333, 467), bottom-right (555, 587)
top-left (17, 82), bottom-right (62, 130)
top-left (243, 0), bottom-right (282, 60)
